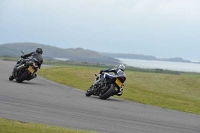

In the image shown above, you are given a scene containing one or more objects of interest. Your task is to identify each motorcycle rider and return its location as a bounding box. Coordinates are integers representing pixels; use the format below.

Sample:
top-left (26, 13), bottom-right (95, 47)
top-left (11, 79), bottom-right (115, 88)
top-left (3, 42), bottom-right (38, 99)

top-left (9, 48), bottom-right (43, 81)
top-left (99, 64), bottom-right (126, 76)
top-left (99, 64), bottom-right (126, 96)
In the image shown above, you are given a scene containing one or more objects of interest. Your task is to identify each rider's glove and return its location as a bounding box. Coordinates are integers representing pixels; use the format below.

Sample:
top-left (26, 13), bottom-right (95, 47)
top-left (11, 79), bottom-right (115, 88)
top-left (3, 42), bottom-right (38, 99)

top-left (100, 70), bottom-right (104, 74)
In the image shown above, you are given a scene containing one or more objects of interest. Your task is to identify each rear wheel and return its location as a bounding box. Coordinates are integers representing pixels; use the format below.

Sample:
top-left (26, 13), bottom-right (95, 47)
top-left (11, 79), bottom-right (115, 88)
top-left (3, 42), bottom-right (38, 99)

top-left (99, 84), bottom-right (116, 100)
top-left (16, 70), bottom-right (30, 83)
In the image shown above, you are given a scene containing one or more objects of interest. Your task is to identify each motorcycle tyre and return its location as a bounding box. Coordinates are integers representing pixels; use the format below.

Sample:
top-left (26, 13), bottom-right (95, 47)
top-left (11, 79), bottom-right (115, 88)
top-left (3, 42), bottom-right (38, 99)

top-left (85, 85), bottom-right (94, 97)
top-left (99, 84), bottom-right (116, 100)
top-left (16, 69), bottom-right (30, 83)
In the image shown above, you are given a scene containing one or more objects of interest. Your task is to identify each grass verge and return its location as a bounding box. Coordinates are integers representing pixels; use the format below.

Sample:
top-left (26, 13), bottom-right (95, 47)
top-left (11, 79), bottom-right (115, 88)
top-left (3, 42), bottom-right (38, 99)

top-left (0, 118), bottom-right (99, 133)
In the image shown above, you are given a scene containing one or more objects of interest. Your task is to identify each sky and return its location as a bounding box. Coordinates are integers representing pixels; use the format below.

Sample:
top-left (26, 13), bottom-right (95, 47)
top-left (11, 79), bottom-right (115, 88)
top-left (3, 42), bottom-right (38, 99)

top-left (0, 0), bottom-right (200, 61)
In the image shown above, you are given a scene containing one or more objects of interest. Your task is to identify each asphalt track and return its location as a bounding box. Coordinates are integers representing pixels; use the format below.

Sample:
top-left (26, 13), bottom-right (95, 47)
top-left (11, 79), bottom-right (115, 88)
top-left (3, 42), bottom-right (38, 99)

top-left (0, 60), bottom-right (200, 133)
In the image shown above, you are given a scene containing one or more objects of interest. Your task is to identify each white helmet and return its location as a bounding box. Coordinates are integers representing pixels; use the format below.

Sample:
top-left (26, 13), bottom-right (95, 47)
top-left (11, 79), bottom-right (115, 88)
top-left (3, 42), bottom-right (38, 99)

top-left (118, 64), bottom-right (125, 71)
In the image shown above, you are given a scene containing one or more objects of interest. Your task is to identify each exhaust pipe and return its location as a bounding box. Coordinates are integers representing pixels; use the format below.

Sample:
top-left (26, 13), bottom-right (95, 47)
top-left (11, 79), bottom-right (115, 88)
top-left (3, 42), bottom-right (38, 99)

top-left (16, 61), bottom-right (33, 70)
top-left (16, 64), bottom-right (26, 70)
top-left (25, 61), bottom-right (33, 66)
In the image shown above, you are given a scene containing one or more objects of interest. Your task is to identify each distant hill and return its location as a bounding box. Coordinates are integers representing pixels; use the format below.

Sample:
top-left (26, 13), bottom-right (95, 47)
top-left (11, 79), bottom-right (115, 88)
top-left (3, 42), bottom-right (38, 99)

top-left (101, 53), bottom-right (194, 63)
top-left (0, 42), bottom-right (120, 65)
top-left (0, 42), bottom-right (197, 65)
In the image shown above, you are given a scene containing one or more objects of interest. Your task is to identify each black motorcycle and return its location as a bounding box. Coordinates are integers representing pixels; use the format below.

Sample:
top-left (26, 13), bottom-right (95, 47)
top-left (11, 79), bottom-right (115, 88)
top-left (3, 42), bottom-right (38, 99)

top-left (11, 51), bottom-right (43, 83)
top-left (85, 72), bottom-right (126, 100)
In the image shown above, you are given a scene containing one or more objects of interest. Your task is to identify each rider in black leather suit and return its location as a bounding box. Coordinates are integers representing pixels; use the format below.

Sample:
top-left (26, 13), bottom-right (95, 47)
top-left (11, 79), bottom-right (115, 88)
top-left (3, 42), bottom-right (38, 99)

top-left (9, 48), bottom-right (43, 81)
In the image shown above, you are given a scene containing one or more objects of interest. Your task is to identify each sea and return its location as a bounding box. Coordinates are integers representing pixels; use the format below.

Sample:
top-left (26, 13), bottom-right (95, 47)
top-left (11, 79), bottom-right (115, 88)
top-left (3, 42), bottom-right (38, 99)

top-left (117, 58), bottom-right (200, 73)
top-left (53, 57), bottom-right (200, 73)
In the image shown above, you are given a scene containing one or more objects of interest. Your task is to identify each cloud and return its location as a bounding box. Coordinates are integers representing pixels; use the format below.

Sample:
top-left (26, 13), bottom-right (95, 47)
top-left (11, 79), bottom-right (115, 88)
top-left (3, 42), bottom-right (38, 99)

top-left (155, 0), bottom-right (200, 19)
top-left (1, 0), bottom-right (200, 60)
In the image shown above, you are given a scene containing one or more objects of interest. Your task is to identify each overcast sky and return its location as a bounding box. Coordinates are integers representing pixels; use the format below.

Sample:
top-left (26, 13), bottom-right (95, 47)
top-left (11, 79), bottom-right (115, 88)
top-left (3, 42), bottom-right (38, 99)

top-left (0, 0), bottom-right (200, 61)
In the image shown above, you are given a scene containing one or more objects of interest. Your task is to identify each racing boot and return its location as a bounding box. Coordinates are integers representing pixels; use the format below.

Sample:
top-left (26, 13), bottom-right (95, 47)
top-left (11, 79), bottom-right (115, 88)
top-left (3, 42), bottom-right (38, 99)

top-left (116, 88), bottom-right (123, 96)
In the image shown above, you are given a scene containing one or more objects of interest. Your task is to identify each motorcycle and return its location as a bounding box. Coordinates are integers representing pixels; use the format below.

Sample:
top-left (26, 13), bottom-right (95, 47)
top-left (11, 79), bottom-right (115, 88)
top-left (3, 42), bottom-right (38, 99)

top-left (11, 50), bottom-right (43, 83)
top-left (85, 72), bottom-right (126, 100)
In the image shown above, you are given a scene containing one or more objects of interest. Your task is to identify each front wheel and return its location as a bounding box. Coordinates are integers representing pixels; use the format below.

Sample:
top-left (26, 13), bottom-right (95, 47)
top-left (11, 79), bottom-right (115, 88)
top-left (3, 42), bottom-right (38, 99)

top-left (99, 84), bottom-right (116, 100)
top-left (9, 75), bottom-right (14, 81)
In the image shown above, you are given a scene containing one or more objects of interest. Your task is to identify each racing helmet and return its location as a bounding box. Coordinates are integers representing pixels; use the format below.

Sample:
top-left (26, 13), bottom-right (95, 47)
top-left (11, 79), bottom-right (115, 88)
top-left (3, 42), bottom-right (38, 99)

top-left (36, 48), bottom-right (43, 55)
top-left (118, 64), bottom-right (125, 71)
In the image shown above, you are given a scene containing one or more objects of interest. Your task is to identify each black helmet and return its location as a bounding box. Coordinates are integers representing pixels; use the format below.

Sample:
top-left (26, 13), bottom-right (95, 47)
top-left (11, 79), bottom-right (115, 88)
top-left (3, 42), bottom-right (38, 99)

top-left (36, 48), bottom-right (43, 55)
top-left (118, 64), bottom-right (125, 71)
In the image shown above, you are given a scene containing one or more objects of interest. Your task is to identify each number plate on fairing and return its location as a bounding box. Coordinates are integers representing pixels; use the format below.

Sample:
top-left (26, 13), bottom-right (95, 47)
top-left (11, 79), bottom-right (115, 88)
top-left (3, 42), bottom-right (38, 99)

top-left (28, 66), bottom-right (35, 74)
top-left (115, 78), bottom-right (122, 87)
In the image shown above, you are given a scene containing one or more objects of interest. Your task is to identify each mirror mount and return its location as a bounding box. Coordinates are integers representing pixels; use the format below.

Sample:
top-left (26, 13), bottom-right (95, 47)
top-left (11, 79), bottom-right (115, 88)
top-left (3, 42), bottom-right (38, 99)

top-left (21, 50), bottom-right (24, 55)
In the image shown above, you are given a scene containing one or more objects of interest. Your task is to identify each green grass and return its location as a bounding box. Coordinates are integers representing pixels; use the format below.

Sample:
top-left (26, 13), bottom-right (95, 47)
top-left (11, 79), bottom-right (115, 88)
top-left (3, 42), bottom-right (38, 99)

top-left (1, 56), bottom-right (19, 61)
top-left (0, 118), bottom-right (99, 133)
top-left (38, 65), bottom-right (200, 115)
